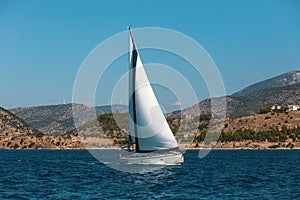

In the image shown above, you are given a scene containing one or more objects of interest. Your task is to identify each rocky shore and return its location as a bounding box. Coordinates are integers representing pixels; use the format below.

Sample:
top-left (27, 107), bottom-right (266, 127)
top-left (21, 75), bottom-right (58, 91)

top-left (0, 135), bottom-right (84, 150)
top-left (198, 140), bottom-right (300, 150)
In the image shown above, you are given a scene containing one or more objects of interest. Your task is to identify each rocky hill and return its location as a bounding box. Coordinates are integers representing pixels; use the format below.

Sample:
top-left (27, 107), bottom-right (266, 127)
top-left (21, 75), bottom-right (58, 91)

top-left (223, 111), bottom-right (300, 133)
top-left (0, 106), bottom-right (84, 149)
top-left (10, 104), bottom-right (127, 136)
top-left (215, 110), bottom-right (300, 149)
top-left (70, 110), bottom-right (300, 150)
top-left (232, 70), bottom-right (300, 97)
top-left (10, 104), bottom-right (96, 135)
top-left (0, 106), bottom-right (38, 137)
top-left (169, 82), bottom-right (300, 119)
top-left (229, 83), bottom-right (300, 117)
top-left (169, 110), bottom-right (300, 149)
top-left (65, 112), bottom-right (128, 149)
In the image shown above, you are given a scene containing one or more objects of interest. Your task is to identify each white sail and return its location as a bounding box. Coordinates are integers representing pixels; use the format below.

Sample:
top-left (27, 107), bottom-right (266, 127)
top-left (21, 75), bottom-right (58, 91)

top-left (128, 27), bottom-right (178, 152)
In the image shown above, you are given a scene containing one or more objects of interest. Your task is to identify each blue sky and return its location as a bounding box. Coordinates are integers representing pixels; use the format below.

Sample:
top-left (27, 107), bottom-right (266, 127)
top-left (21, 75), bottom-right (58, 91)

top-left (1, 0), bottom-right (300, 110)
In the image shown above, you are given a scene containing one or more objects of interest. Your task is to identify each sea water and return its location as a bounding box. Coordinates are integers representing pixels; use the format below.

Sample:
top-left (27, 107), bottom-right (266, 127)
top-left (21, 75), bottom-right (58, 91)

top-left (0, 150), bottom-right (299, 199)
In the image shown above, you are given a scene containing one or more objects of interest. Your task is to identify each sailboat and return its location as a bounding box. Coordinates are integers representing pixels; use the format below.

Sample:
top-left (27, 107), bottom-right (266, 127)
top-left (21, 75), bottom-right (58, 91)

top-left (120, 26), bottom-right (184, 165)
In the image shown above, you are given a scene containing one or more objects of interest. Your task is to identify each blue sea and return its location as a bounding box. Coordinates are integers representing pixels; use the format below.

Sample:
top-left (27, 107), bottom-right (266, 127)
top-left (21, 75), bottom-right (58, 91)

top-left (0, 150), bottom-right (299, 199)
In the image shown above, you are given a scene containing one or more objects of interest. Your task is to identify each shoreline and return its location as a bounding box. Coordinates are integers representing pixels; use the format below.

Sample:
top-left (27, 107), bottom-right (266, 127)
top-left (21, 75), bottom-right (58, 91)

top-left (1, 147), bottom-right (300, 150)
top-left (1, 139), bottom-right (300, 151)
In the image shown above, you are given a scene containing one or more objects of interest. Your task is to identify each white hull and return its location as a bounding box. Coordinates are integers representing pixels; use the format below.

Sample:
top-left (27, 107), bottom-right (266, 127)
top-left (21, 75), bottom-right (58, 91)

top-left (120, 151), bottom-right (184, 165)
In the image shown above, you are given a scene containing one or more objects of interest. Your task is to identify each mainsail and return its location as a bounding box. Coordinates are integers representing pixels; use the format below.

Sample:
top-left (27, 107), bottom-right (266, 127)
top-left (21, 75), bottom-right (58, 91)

top-left (128, 27), bottom-right (179, 152)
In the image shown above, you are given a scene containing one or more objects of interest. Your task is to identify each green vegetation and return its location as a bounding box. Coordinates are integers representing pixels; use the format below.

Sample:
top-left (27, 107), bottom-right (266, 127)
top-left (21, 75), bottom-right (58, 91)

top-left (217, 126), bottom-right (300, 143)
top-left (113, 139), bottom-right (128, 145)
top-left (192, 113), bottom-right (299, 143)
top-left (286, 142), bottom-right (294, 148)
top-left (170, 127), bottom-right (179, 134)
top-left (69, 110), bottom-right (300, 146)
top-left (97, 112), bottom-right (128, 138)
top-left (33, 131), bottom-right (45, 138)
top-left (268, 144), bottom-right (280, 149)
top-left (198, 122), bottom-right (209, 130)
top-left (199, 114), bottom-right (212, 121)
top-left (64, 112), bottom-right (129, 144)
top-left (259, 107), bottom-right (272, 114)
top-left (194, 131), bottom-right (207, 143)
top-left (259, 106), bottom-right (287, 114)
top-left (96, 113), bottom-right (129, 144)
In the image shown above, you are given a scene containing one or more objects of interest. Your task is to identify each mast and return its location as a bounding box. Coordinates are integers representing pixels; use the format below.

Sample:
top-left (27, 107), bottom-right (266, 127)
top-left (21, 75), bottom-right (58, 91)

top-left (128, 26), bottom-right (139, 151)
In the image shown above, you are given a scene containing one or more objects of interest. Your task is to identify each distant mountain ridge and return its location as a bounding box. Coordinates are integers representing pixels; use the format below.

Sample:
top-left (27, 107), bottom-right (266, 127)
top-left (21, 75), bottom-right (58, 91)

top-left (10, 104), bottom-right (128, 136)
top-left (169, 71), bottom-right (300, 119)
top-left (232, 70), bottom-right (300, 97)
top-left (94, 104), bottom-right (128, 114)
top-left (170, 82), bottom-right (300, 119)
top-left (229, 83), bottom-right (300, 117)
top-left (10, 104), bottom-right (91, 135)
top-left (9, 69), bottom-right (300, 136)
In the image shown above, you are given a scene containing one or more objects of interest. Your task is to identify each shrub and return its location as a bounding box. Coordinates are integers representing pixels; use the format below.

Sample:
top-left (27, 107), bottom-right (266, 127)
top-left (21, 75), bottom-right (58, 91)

top-left (259, 107), bottom-right (271, 114)
top-left (268, 144), bottom-right (280, 149)
top-left (34, 132), bottom-right (45, 138)
top-left (199, 114), bottom-right (212, 121)
top-left (194, 131), bottom-right (207, 142)
top-left (198, 122), bottom-right (209, 130)
top-left (13, 143), bottom-right (19, 149)
top-left (28, 142), bottom-right (35, 148)
top-left (286, 142), bottom-right (294, 149)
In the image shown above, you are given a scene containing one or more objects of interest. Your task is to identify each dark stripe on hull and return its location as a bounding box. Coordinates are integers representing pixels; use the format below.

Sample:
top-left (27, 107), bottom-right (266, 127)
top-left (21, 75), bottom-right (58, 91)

top-left (136, 147), bottom-right (180, 154)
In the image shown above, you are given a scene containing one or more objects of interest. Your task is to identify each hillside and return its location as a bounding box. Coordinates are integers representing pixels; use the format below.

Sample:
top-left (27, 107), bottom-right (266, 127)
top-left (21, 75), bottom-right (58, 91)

top-left (0, 106), bottom-right (83, 149)
top-left (3, 104), bottom-right (300, 150)
top-left (224, 111), bottom-right (300, 132)
top-left (8, 70), bottom-right (300, 140)
top-left (230, 83), bottom-right (300, 117)
top-left (10, 104), bottom-right (127, 136)
top-left (232, 70), bottom-right (300, 97)
top-left (10, 103), bottom-right (95, 135)
top-left (0, 106), bottom-right (38, 137)
top-left (173, 110), bottom-right (300, 149)
top-left (169, 82), bottom-right (300, 119)
top-left (214, 111), bottom-right (300, 149)
top-left (71, 110), bottom-right (300, 150)
top-left (65, 112), bottom-right (128, 149)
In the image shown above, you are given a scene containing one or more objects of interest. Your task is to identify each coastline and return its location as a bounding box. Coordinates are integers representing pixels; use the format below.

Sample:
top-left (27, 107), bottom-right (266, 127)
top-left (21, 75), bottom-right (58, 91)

top-left (1, 146), bottom-right (300, 150)
top-left (1, 136), bottom-right (299, 150)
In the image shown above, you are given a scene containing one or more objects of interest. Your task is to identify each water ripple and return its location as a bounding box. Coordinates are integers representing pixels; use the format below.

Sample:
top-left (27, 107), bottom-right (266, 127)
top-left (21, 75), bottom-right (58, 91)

top-left (0, 150), bottom-right (299, 199)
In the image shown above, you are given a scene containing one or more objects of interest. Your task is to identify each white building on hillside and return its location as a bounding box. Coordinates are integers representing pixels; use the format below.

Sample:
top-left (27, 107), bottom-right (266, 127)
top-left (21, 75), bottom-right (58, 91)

top-left (271, 105), bottom-right (281, 111)
top-left (288, 105), bottom-right (300, 111)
